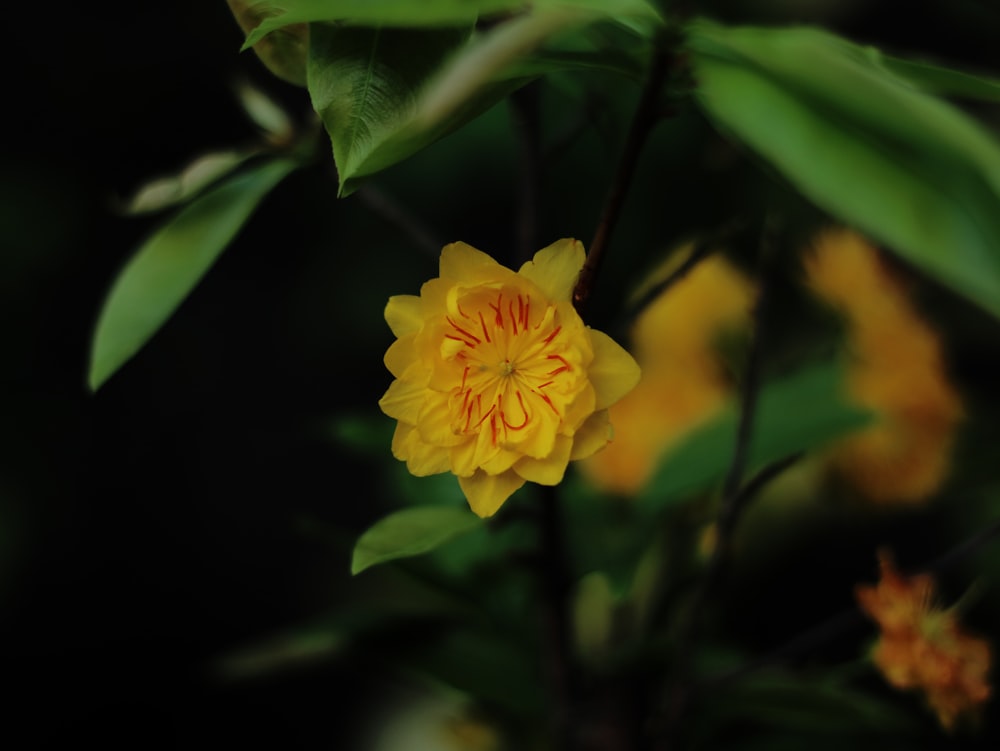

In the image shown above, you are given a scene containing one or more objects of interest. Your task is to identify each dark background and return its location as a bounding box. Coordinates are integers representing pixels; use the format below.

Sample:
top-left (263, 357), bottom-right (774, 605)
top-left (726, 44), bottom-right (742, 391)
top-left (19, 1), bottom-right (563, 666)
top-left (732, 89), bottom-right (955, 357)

top-left (4, 1), bottom-right (1000, 747)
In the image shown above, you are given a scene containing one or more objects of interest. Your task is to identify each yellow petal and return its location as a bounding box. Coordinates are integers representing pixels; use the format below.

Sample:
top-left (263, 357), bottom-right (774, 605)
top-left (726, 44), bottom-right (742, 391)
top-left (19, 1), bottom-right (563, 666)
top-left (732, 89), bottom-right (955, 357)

top-left (417, 394), bottom-right (466, 447)
top-left (379, 378), bottom-right (425, 423)
top-left (440, 241), bottom-right (507, 283)
top-left (384, 335), bottom-right (421, 379)
top-left (514, 435), bottom-right (572, 485)
top-left (481, 446), bottom-right (520, 475)
top-left (587, 329), bottom-right (641, 410)
top-left (459, 470), bottom-right (526, 517)
top-left (518, 238), bottom-right (585, 302)
top-left (392, 424), bottom-right (451, 476)
top-left (384, 294), bottom-right (423, 337)
top-left (570, 409), bottom-right (612, 460)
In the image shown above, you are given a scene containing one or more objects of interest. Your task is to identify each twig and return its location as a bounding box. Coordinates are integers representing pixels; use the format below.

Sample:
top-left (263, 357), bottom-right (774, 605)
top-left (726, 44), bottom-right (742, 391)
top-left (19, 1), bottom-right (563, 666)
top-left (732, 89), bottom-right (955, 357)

top-left (622, 218), bottom-right (748, 324)
top-left (697, 514), bottom-right (1000, 692)
top-left (922, 513), bottom-right (1000, 577)
top-left (356, 184), bottom-right (442, 259)
top-left (509, 83), bottom-right (543, 265)
top-left (573, 49), bottom-right (670, 312)
top-left (652, 217), bottom-right (780, 749)
top-left (537, 484), bottom-right (578, 751)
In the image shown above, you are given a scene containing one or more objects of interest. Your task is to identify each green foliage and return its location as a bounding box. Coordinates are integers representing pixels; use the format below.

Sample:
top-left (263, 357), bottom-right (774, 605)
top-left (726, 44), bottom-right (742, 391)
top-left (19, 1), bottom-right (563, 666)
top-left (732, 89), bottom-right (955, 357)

top-left (639, 363), bottom-right (871, 509)
top-left (351, 506), bottom-right (484, 574)
top-left (307, 23), bottom-right (490, 197)
top-left (688, 20), bottom-right (1000, 320)
top-left (878, 54), bottom-right (1000, 103)
top-left (75, 5), bottom-right (1000, 747)
top-left (241, 0), bottom-right (527, 47)
top-left (89, 158), bottom-right (300, 390)
top-left (307, 3), bottom-right (660, 195)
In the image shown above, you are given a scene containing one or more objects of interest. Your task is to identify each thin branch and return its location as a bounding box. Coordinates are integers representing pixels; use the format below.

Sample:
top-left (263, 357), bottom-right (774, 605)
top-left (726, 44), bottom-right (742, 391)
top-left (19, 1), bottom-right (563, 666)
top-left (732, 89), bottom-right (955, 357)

top-left (698, 514), bottom-right (1000, 692)
top-left (356, 184), bottom-right (443, 259)
top-left (653, 217), bottom-right (780, 749)
top-left (699, 608), bottom-right (867, 691)
top-left (923, 513), bottom-right (1000, 577)
top-left (573, 49), bottom-right (670, 312)
top-left (537, 484), bottom-right (578, 751)
top-left (509, 83), bottom-right (543, 266)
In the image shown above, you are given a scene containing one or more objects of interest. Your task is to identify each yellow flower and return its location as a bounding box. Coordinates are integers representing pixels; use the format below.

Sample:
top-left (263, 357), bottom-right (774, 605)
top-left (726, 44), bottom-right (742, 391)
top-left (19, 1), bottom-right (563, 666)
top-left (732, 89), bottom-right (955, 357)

top-left (379, 239), bottom-right (641, 517)
top-left (856, 550), bottom-right (992, 730)
top-left (580, 245), bottom-right (756, 495)
top-left (804, 228), bottom-right (964, 503)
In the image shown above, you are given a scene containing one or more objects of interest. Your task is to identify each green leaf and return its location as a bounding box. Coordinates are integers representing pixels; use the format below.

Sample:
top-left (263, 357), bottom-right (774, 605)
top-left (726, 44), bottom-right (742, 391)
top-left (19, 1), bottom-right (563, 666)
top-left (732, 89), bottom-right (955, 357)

top-left (242, 0), bottom-right (527, 47)
top-left (878, 53), bottom-right (1000, 103)
top-left (89, 158), bottom-right (299, 390)
top-left (688, 20), bottom-right (1000, 320)
top-left (537, 0), bottom-right (664, 38)
top-left (706, 671), bottom-right (918, 736)
top-left (228, 0), bottom-right (310, 86)
top-left (309, 3), bottom-right (655, 195)
top-left (351, 506), bottom-right (484, 575)
top-left (308, 24), bottom-right (484, 196)
top-left (119, 150), bottom-right (258, 215)
top-left (638, 363), bottom-right (871, 510)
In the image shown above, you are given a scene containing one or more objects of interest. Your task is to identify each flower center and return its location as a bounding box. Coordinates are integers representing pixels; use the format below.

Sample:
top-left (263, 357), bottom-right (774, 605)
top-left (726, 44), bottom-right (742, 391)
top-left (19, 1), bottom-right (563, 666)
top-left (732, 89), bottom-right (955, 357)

top-left (443, 287), bottom-right (578, 446)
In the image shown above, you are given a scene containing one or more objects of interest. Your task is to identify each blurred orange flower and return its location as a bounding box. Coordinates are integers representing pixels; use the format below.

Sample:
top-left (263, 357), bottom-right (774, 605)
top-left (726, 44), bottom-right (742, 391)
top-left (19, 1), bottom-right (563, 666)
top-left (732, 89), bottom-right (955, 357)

top-left (579, 245), bottom-right (756, 495)
top-left (803, 228), bottom-right (963, 503)
top-left (856, 550), bottom-right (991, 730)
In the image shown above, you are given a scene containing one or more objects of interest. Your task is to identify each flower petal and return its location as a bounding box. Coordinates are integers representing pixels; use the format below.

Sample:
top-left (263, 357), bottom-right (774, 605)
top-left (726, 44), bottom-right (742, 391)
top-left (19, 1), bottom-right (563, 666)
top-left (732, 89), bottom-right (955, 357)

top-left (384, 335), bottom-right (421, 379)
top-left (514, 435), bottom-right (572, 485)
top-left (587, 329), bottom-right (641, 410)
top-left (417, 394), bottom-right (466, 447)
top-left (385, 294), bottom-right (423, 337)
top-left (379, 378), bottom-right (425, 424)
top-left (392, 423), bottom-right (451, 476)
top-left (440, 241), bottom-right (507, 283)
top-left (459, 470), bottom-right (526, 518)
top-left (518, 238), bottom-right (585, 302)
top-left (569, 409), bottom-right (612, 460)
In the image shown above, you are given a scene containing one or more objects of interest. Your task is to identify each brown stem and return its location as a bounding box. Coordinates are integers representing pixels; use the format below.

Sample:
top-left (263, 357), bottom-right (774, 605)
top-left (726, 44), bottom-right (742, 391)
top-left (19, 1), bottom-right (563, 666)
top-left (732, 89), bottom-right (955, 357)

top-left (652, 218), bottom-right (780, 749)
top-left (537, 484), bottom-right (577, 751)
top-left (356, 184), bottom-right (442, 258)
top-left (509, 83), bottom-right (543, 266)
top-left (573, 49), bottom-right (670, 313)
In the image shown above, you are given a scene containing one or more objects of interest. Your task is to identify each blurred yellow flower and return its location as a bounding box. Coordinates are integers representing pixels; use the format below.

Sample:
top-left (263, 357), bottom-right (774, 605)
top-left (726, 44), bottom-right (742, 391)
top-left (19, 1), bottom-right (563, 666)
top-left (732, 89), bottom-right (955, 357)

top-left (580, 246), bottom-right (756, 495)
top-left (804, 228), bottom-right (963, 503)
top-left (856, 550), bottom-right (991, 730)
top-left (379, 239), bottom-right (640, 517)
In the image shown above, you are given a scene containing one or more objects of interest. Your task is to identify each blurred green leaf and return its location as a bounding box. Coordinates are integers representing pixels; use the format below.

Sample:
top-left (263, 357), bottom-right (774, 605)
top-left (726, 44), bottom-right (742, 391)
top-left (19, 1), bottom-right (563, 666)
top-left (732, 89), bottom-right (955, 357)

top-left (639, 363), bottom-right (871, 510)
top-left (878, 53), bottom-right (1000, 103)
top-left (402, 628), bottom-right (544, 716)
top-left (502, 47), bottom-right (646, 81)
top-left (704, 671), bottom-right (918, 736)
top-left (119, 150), bottom-right (258, 215)
top-left (352, 506), bottom-right (484, 574)
top-left (688, 20), bottom-right (1000, 320)
top-left (89, 158), bottom-right (299, 390)
top-left (236, 80), bottom-right (296, 143)
top-left (242, 0), bottom-right (526, 47)
top-left (228, 0), bottom-right (309, 85)
top-left (328, 411), bottom-right (395, 455)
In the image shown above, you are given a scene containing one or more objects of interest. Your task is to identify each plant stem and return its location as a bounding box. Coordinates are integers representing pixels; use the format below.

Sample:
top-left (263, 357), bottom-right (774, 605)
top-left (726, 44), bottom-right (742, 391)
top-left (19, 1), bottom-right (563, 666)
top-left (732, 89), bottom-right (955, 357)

top-left (538, 484), bottom-right (577, 750)
top-left (652, 217), bottom-right (779, 749)
top-left (697, 515), bottom-right (1000, 692)
top-left (573, 49), bottom-right (670, 312)
top-left (509, 83), bottom-right (543, 266)
top-left (356, 184), bottom-right (443, 258)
